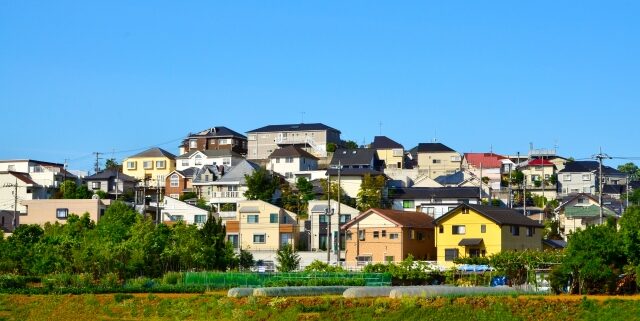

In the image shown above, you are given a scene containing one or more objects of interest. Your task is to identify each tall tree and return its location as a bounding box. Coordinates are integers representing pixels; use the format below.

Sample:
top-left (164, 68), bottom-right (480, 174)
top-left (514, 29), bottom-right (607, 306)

top-left (105, 158), bottom-right (120, 170)
top-left (244, 167), bottom-right (277, 202)
top-left (276, 244), bottom-right (300, 272)
top-left (344, 140), bottom-right (359, 149)
top-left (200, 214), bottom-right (231, 271)
top-left (356, 174), bottom-right (386, 211)
top-left (618, 162), bottom-right (640, 181)
top-left (295, 177), bottom-right (315, 217)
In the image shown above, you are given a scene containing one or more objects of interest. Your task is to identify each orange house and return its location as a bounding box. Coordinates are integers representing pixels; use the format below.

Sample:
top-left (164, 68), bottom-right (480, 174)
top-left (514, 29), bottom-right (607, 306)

top-left (342, 208), bottom-right (436, 266)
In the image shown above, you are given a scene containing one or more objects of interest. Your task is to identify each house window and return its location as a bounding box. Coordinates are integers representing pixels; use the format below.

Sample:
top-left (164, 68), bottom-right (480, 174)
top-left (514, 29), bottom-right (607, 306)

top-left (381, 230), bottom-right (387, 238)
top-left (218, 139), bottom-right (230, 145)
top-left (577, 198), bottom-right (586, 204)
top-left (172, 215), bottom-right (184, 221)
top-left (227, 235), bottom-right (239, 248)
top-left (373, 231), bottom-right (379, 239)
top-left (481, 224), bottom-right (486, 233)
top-left (170, 174), bottom-right (179, 187)
top-left (356, 256), bottom-right (372, 265)
top-left (127, 161), bottom-right (137, 169)
top-left (143, 161), bottom-right (153, 169)
top-left (194, 215), bottom-right (207, 224)
top-left (439, 225), bottom-right (444, 233)
top-left (385, 256), bottom-right (395, 263)
top-left (339, 214), bottom-right (351, 224)
top-left (253, 234), bottom-right (266, 244)
top-left (190, 140), bottom-right (197, 148)
top-left (280, 233), bottom-right (292, 247)
top-left (319, 215), bottom-right (328, 223)
top-left (319, 235), bottom-right (328, 250)
top-left (563, 174), bottom-right (571, 181)
top-left (527, 227), bottom-right (535, 237)
top-left (445, 249), bottom-right (459, 261)
top-left (511, 226), bottom-right (520, 236)
top-left (582, 174), bottom-right (591, 181)
top-left (389, 233), bottom-right (399, 240)
top-left (91, 181), bottom-right (101, 189)
top-left (56, 208), bottom-right (69, 219)
top-left (432, 159), bottom-right (441, 164)
top-left (402, 200), bottom-right (414, 209)
top-left (451, 156), bottom-right (461, 162)
top-left (156, 160), bottom-right (166, 169)
top-left (358, 229), bottom-right (365, 241)
top-left (452, 225), bottom-right (466, 235)
top-left (194, 155), bottom-right (202, 166)
top-left (286, 157), bottom-right (294, 163)
top-left (270, 213), bottom-right (278, 223)
top-left (181, 160), bottom-right (189, 166)
top-left (247, 215), bottom-right (259, 224)
top-left (204, 174), bottom-right (210, 182)
top-left (276, 158), bottom-right (280, 163)
top-left (285, 172), bottom-right (293, 179)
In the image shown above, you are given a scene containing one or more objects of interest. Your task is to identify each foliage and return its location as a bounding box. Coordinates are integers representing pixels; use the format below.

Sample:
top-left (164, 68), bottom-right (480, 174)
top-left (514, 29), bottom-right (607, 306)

top-left (94, 190), bottom-right (108, 199)
top-left (295, 177), bottom-right (315, 217)
top-left (326, 142), bottom-right (337, 152)
top-left (179, 192), bottom-right (198, 201)
top-left (543, 219), bottom-right (562, 240)
top-left (319, 178), bottom-right (349, 204)
top-left (304, 260), bottom-right (345, 272)
top-left (276, 245), bottom-right (300, 272)
top-left (362, 256), bottom-right (442, 285)
top-left (619, 206), bottom-right (640, 266)
top-left (105, 158), bottom-right (120, 170)
top-left (618, 162), bottom-right (640, 181)
top-left (238, 249), bottom-right (254, 271)
top-left (356, 174), bottom-right (386, 211)
top-left (56, 180), bottom-right (93, 199)
top-left (244, 167), bottom-right (278, 202)
top-left (510, 170), bottom-right (524, 185)
top-left (488, 250), bottom-right (564, 286)
top-left (344, 140), bottom-right (359, 149)
top-left (264, 278), bottom-right (364, 287)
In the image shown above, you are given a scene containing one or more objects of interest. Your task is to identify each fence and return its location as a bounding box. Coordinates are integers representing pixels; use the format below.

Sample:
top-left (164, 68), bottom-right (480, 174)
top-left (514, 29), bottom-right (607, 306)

top-left (184, 272), bottom-right (391, 289)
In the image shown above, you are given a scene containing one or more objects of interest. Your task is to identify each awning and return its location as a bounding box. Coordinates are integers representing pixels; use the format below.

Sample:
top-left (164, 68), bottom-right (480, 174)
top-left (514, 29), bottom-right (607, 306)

top-left (458, 238), bottom-right (483, 246)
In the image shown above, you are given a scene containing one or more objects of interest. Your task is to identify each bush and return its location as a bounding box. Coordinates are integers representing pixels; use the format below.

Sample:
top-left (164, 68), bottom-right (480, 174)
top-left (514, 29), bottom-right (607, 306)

top-left (114, 293), bottom-right (134, 303)
top-left (0, 274), bottom-right (27, 289)
top-left (100, 272), bottom-right (121, 288)
top-left (304, 260), bottom-right (345, 273)
top-left (264, 278), bottom-right (365, 287)
top-left (127, 277), bottom-right (156, 289)
top-left (162, 272), bottom-right (183, 285)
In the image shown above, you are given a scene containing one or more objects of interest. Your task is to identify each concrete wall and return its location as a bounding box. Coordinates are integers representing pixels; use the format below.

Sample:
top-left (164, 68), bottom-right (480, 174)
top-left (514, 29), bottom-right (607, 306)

top-left (417, 151), bottom-right (462, 178)
top-left (20, 199), bottom-right (110, 226)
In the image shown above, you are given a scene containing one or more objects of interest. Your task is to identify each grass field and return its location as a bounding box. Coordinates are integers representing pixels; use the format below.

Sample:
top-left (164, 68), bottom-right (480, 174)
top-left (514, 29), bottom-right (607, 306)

top-left (1, 293), bottom-right (640, 321)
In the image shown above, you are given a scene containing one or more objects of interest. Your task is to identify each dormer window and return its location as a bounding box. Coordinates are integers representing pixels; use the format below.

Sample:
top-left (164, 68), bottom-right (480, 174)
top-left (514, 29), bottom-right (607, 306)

top-left (195, 155), bottom-right (203, 165)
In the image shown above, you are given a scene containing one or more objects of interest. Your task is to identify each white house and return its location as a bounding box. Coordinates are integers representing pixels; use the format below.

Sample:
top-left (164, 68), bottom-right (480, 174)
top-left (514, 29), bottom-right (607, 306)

top-left (268, 146), bottom-right (319, 182)
top-left (161, 196), bottom-right (212, 227)
top-left (388, 186), bottom-right (481, 219)
top-left (176, 150), bottom-right (244, 171)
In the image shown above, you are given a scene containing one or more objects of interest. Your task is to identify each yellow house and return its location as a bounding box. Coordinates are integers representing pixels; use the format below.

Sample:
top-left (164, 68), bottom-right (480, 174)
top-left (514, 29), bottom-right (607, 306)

top-left (434, 204), bottom-right (543, 267)
top-left (236, 200), bottom-right (298, 251)
top-left (370, 136), bottom-right (404, 169)
top-left (122, 147), bottom-right (177, 188)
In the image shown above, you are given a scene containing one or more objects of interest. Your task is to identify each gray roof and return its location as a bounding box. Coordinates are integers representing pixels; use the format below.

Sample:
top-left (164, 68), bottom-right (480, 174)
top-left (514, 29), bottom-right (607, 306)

top-left (214, 160), bottom-right (261, 184)
top-left (435, 203), bottom-right (544, 227)
top-left (558, 161), bottom-right (623, 175)
top-left (417, 143), bottom-right (456, 153)
top-left (84, 169), bottom-right (137, 182)
top-left (388, 187), bottom-right (480, 200)
top-left (177, 149), bottom-right (243, 159)
top-left (370, 136), bottom-right (403, 149)
top-left (331, 148), bottom-right (377, 167)
top-left (187, 126), bottom-right (246, 139)
top-left (434, 171), bottom-right (466, 185)
top-left (129, 147), bottom-right (176, 159)
top-left (269, 146), bottom-right (318, 160)
top-left (458, 238), bottom-right (484, 246)
top-left (310, 204), bottom-right (329, 212)
top-left (543, 239), bottom-right (567, 249)
top-left (247, 123), bottom-right (340, 134)
top-left (325, 168), bottom-right (383, 177)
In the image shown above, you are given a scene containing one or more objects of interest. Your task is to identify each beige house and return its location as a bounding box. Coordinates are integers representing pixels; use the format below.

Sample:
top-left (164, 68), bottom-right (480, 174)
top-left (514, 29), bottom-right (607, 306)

top-left (20, 199), bottom-right (111, 226)
top-left (246, 123), bottom-right (341, 160)
top-left (342, 208), bottom-right (436, 265)
top-left (518, 158), bottom-right (557, 199)
top-left (234, 200), bottom-right (298, 252)
top-left (416, 143), bottom-right (462, 178)
top-left (555, 193), bottom-right (622, 240)
top-left (369, 136), bottom-right (404, 169)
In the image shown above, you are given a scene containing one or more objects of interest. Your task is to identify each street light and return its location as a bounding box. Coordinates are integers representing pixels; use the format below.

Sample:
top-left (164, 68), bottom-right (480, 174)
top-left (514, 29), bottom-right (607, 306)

top-left (325, 208), bottom-right (334, 263)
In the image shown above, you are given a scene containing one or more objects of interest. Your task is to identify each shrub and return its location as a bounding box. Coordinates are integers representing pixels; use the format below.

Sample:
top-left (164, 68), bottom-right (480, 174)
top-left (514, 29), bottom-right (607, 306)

top-left (304, 260), bottom-right (345, 273)
top-left (100, 272), bottom-right (121, 288)
top-left (162, 272), bottom-right (183, 285)
top-left (114, 293), bottom-right (134, 303)
top-left (0, 274), bottom-right (27, 289)
top-left (127, 277), bottom-right (156, 289)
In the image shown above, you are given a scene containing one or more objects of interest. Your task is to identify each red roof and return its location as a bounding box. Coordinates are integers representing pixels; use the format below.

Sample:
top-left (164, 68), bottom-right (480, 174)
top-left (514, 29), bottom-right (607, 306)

top-left (463, 153), bottom-right (506, 169)
top-left (527, 158), bottom-right (554, 166)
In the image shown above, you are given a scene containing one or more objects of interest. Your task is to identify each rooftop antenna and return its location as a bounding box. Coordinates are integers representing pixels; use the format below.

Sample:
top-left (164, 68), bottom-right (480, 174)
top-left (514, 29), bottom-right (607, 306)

top-left (378, 121), bottom-right (382, 136)
top-left (433, 129), bottom-right (438, 143)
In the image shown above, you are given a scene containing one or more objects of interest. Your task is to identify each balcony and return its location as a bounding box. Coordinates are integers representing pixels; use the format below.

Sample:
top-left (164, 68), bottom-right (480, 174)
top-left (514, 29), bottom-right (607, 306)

top-left (218, 211), bottom-right (237, 219)
top-left (275, 136), bottom-right (309, 145)
top-left (209, 191), bottom-right (243, 203)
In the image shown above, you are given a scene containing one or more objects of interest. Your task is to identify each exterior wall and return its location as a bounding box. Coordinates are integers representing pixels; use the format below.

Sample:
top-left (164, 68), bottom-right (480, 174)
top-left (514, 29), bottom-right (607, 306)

top-left (20, 199), bottom-right (110, 226)
top-left (499, 225), bottom-right (543, 251)
top-left (376, 149), bottom-right (404, 169)
top-left (123, 156), bottom-right (176, 188)
top-left (161, 197), bottom-right (210, 226)
top-left (521, 166), bottom-right (555, 187)
top-left (184, 137), bottom-right (247, 155)
top-left (247, 130), bottom-right (340, 160)
top-left (391, 198), bottom-right (480, 219)
top-left (176, 154), bottom-right (242, 171)
top-left (237, 200), bottom-right (298, 252)
top-left (307, 200), bottom-right (359, 252)
top-left (336, 176), bottom-right (363, 198)
top-left (0, 173), bottom-right (39, 213)
top-left (269, 157), bottom-right (318, 179)
top-left (558, 172), bottom-right (595, 195)
top-left (417, 152), bottom-right (462, 178)
top-left (165, 174), bottom-right (190, 198)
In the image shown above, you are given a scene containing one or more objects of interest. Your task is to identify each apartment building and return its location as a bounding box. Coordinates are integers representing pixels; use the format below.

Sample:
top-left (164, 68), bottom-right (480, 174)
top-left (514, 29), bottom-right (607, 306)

top-left (246, 123), bottom-right (341, 160)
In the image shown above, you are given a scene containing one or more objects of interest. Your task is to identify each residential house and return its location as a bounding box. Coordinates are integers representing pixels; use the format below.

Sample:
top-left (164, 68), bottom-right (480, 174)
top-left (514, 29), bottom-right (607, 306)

top-left (369, 136), bottom-right (404, 169)
top-left (165, 167), bottom-right (198, 199)
top-left (462, 153), bottom-right (511, 191)
top-left (179, 126), bottom-right (247, 155)
top-left (415, 143), bottom-right (462, 178)
top-left (517, 158), bottom-right (557, 199)
top-left (388, 187), bottom-right (480, 218)
top-left (20, 199), bottom-right (112, 226)
top-left (83, 169), bottom-right (136, 199)
top-left (176, 150), bottom-right (243, 171)
top-left (122, 147), bottom-right (177, 189)
top-left (0, 210), bottom-right (14, 233)
top-left (557, 161), bottom-right (627, 197)
top-left (268, 146), bottom-right (319, 182)
top-left (246, 123), bottom-right (341, 160)
top-left (555, 193), bottom-right (623, 240)
top-left (206, 160), bottom-right (261, 220)
top-left (342, 208), bottom-right (436, 265)
top-left (307, 200), bottom-right (360, 253)
top-left (0, 160), bottom-right (78, 207)
top-left (434, 204), bottom-right (543, 267)
top-left (327, 148), bottom-right (383, 198)
top-left (233, 200), bottom-right (298, 252)
top-left (161, 196), bottom-right (211, 227)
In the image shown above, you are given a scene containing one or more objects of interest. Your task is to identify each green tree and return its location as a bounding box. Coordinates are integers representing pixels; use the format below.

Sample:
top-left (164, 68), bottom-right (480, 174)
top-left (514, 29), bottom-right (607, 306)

top-left (326, 142), bottom-right (337, 153)
top-left (278, 181), bottom-right (299, 214)
top-left (344, 140), bottom-right (359, 149)
top-left (510, 170), bottom-right (524, 185)
top-left (200, 214), bottom-right (231, 271)
top-left (180, 192), bottom-right (198, 201)
top-left (619, 206), bottom-right (640, 266)
top-left (276, 244), bottom-right (300, 272)
top-left (295, 177), bottom-right (315, 218)
top-left (244, 167), bottom-right (277, 202)
top-left (618, 162), bottom-right (640, 181)
top-left (238, 249), bottom-right (254, 271)
top-left (356, 174), bottom-right (386, 211)
top-left (105, 158), bottom-right (120, 170)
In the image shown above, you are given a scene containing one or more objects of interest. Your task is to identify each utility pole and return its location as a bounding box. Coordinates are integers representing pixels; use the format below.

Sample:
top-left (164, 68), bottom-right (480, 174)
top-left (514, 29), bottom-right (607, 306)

top-left (13, 177), bottom-right (18, 230)
top-left (593, 148), bottom-right (611, 225)
top-left (327, 174), bottom-right (331, 264)
top-left (156, 175), bottom-right (161, 225)
top-left (508, 159), bottom-right (513, 208)
top-left (479, 163), bottom-right (483, 201)
top-left (337, 161), bottom-right (342, 265)
top-left (93, 152), bottom-right (103, 174)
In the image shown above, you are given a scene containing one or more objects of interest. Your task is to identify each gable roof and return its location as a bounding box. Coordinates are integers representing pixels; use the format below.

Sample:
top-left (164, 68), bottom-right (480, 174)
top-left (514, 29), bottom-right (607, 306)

top-left (269, 146), bottom-right (318, 160)
top-left (187, 126), bottom-right (246, 139)
top-left (247, 123), bottom-right (340, 134)
top-left (388, 187), bottom-right (480, 200)
top-left (558, 161), bottom-right (622, 175)
top-left (463, 153), bottom-right (506, 169)
top-left (370, 136), bottom-right (403, 149)
top-left (556, 193), bottom-right (623, 215)
top-left (177, 149), bottom-right (243, 159)
top-left (331, 148), bottom-right (377, 166)
top-left (128, 147), bottom-right (176, 159)
top-left (564, 205), bottom-right (618, 218)
top-left (434, 203), bottom-right (543, 227)
top-left (3, 171), bottom-right (37, 185)
top-left (84, 169), bottom-right (137, 182)
top-left (342, 208), bottom-right (435, 230)
top-left (417, 143), bottom-right (456, 153)
top-left (213, 160), bottom-right (261, 184)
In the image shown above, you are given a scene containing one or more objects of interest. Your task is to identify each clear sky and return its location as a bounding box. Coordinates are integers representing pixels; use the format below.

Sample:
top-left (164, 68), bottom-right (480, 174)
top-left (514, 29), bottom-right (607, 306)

top-left (1, 1), bottom-right (638, 172)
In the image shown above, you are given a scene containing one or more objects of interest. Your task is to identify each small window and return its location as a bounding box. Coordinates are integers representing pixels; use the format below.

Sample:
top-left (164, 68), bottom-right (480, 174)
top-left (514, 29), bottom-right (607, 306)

top-left (445, 249), bottom-right (459, 261)
top-left (381, 230), bottom-right (387, 238)
top-left (410, 229), bottom-right (416, 239)
top-left (247, 215), bottom-right (259, 224)
top-left (227, 235), bottom-right (239, 248)
top-left (286, 157), bottom-right (294, 163)
top-left (389, 233), bottom-right (399, 240)
top-left (155, 160), bottom-right (166, 169)
top-left (358, 229), bottom-right (365, 241)
top-left (270, 213), bottom-right (278, 224)
top-left (56, 208), bottom-right (69, 219)
top-left (181, 160), bottom-right (189, 166)
top-left (439, 225), bottom-right (444, 233)
top-left (432, 159), bottom-right (441, 164)
top-left (319, 215), bottom-right (328, 224)
top-left (143, 161), bottom-right (153, 169)
top-left (417, 232), bottom-right (424, 240)
top-left (253, 234), bottom-right (266, 244)
top-left (339, 214), bottom-right (351, 224)
top-left (194, 215), bottom-right (207, 224)
top-left (481, 225), bottom-right (486, 233)
top-left (425, 207), bottom-right (435, 215)
top-left (526, 227), bottom-right (534, 237)
top-left (276, 158), bottom-right (281, 163)
top-left (194, 155), bottom-right (203, 166)
top-left (172, 215), bottom-right (184, 221)
top-left (452, 225), bottom-right (466, 235)
top-left (563, 174), bottom-right (571, 181)
top-left (170, 174), bottom-right (180, 187)
top-left (126, 161), bottom-right (137, 169)
top-left (582, 174), bottom-right (591, 181)
top-left (402, 200), bottom-right (415, 209)
top-left (91, 181), bottom-right (101, 189)
top-left (190, 140), bottom-right (197, 148)
top-left (373, 231), bottom-right (379, 239)
top-left (511, 225), bottom-right (520, 236)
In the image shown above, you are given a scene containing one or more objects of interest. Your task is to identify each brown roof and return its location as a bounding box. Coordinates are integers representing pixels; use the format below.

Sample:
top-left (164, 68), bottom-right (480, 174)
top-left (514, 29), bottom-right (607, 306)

top-left (269, 146), bottom-right (318, 160)
top-left (7, 171), bottom-right (37, 185)
top-left (342, 208), bottom-right (435, 230)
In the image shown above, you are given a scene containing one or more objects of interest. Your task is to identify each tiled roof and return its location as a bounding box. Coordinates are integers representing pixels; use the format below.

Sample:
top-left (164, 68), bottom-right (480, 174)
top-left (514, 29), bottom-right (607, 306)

top-left (129, 147), bottom-right (176, 159)
top-left (370, 136), bottom-right (403, 149)
top-left (343, 208), bottom-right (435, 230)
top-left (558, 161), bottom-right (622, 175)
top-left (269, 146), bottom-right (318, 160)
top-left (417, 143), bottom-right (456, 153)
top-left (331, 148), bottom-right (377, 167)
top-left (463, 153), bottom-right (506, 169)
top-left (388, 187), bottom-right (480, 200)
top-left (247, 123), bottom-right (340, 134)
top-left (526, 159), bottom-right (555, 167)
top-left (435, 204), bottom-right (543, 227)
top-left (84, 169), bottom-right (137, 182)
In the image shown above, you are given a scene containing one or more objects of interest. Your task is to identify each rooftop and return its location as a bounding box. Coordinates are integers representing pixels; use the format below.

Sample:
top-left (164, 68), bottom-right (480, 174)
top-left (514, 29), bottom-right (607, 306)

top-left (343, 208), bottom-right (435, 230)
top-left (186, 126), bottom-right (246, 139)
top-left (388, 187), bottom-right (480, 199)
top-left (269, 146), bottom-right (318, 160)
top-left (330, 148), bottom-right (377, 166)
top-left (417, 143), bottom-right (456, 153)
top-left (370, 136), bottom-right (403, 150)
top-left (247, 123), bottom-right (340, 134)
top-left (463, 153), bottom-right (506, 169)
top-left (128, 147), bottom-right (177, 159)
top-left (435, 203), bottom-right (544, 227)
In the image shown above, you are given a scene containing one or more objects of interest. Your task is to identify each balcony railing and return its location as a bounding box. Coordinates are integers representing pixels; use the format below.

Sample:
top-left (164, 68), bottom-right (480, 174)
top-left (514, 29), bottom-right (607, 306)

top-left (218, 211), bottom-right (237, 219)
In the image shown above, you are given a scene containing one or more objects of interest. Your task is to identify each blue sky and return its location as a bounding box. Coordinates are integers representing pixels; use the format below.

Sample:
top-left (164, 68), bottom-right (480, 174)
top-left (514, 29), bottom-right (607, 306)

top-left (1, 1), bottom-right (638, 172)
